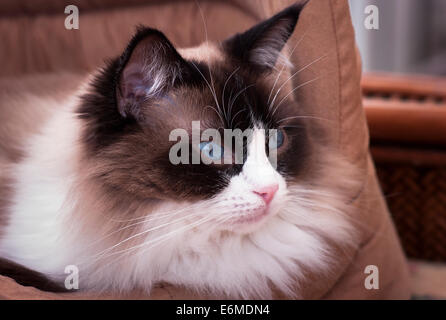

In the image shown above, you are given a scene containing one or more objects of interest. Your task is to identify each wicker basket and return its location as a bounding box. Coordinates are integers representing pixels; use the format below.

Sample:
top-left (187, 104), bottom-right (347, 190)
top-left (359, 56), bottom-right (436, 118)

top-left (377, 164), bottom-right (446, 261)
top-left (362, 73), bottom-right (446, 261)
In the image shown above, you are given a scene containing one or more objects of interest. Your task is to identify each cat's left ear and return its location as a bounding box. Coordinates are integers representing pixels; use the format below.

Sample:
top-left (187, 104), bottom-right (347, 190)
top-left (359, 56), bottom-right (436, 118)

top-left (116, 26), bottom-right (186, 120)
top-left (223, 1), bottom-right (308, 71)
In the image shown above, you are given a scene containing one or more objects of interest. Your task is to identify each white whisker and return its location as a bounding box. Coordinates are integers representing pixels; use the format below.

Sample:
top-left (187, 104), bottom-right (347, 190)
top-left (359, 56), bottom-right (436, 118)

top-left (91, 208), bottom-right (213, 261)
top-left (91, 201), bottom-right (225, 248)
top-left (222, 67), bottom-right (240, 120)
top-left (102, 212), bottom-right (218, 264)
top-left (269, 53), bottom-right (331, 112)
top-left (230, 108), bottom-right (247, 129)
top-left (190, 61), bottom-right (224, 124)
top-left (228, 84), bottom-right (255, 123)
top-left (276, 115), bottom-right (333, 124)
top-left (267, 27), bottom-right (309, 105)
top-left (195, 0), bottom-right (225, 123)
top-left (270, 75), bottom-right (324, 117)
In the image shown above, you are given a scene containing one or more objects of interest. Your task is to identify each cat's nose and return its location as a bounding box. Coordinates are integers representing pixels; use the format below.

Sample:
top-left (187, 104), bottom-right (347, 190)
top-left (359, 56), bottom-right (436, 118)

top-left (253, 184), bottom-right (279, 205)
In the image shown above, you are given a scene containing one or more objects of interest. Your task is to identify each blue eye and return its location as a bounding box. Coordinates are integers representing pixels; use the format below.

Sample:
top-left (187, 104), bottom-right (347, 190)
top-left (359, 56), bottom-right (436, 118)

top-left (269, 129), bottom-right (284, 149)
top-left (199, 141), bottom-right (224, 160)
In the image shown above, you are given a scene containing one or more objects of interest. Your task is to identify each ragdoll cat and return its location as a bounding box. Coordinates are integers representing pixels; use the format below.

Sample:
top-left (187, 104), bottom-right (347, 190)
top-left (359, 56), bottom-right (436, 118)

top-left (0, 3), bottom-right (359, 298)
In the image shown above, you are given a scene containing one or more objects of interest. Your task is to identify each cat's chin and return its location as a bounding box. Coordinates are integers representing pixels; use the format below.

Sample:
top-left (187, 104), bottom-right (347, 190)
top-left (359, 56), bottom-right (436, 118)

top-left (225, 204), bottom-right (281, 234)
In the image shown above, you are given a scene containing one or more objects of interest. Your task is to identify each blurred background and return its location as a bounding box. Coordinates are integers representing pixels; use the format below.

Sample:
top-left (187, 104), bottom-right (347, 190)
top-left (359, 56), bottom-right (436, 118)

top-left (349, 0), bottom-right (446, 75)
top-left (349, 0), bottom-right (446, 299)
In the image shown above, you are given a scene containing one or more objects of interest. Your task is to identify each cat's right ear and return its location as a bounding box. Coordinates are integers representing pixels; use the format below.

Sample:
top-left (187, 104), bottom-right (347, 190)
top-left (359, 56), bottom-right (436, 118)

top-left (116, 27), bottom-right (184, 120)
top-left (223, 2), bottom-right (308, 71)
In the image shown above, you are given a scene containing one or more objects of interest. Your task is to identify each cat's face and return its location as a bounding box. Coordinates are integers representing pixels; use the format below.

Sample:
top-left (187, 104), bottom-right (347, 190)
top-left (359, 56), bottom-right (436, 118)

top-left (79, 4), bottom-right (309, 233)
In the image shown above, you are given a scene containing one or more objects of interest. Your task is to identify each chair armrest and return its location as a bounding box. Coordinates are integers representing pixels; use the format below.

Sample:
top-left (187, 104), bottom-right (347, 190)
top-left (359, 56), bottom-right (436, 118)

top-left (362, 72), bottom-right (446, 147)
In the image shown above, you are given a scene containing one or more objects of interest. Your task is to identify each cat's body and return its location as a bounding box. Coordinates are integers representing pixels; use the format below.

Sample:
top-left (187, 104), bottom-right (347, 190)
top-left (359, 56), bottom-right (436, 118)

top-left (0, 3), bottom-right (359, 298)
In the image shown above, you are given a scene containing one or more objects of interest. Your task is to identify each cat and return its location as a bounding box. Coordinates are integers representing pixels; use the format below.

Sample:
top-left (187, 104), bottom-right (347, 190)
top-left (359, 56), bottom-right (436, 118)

top-left (0, 2), bottom-right (359, 299)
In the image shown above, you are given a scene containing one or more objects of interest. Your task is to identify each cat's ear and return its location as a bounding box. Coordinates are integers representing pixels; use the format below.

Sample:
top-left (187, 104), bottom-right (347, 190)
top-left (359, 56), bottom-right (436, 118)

top-left (223, 2), bottom-right (307, 71)
top-left (116, 27), bottom-right (184, 119)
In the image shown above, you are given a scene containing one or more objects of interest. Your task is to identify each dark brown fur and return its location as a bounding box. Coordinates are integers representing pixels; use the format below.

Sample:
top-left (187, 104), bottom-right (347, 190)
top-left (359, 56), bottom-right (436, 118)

top-left (0, 258), bottom-right (67, 292)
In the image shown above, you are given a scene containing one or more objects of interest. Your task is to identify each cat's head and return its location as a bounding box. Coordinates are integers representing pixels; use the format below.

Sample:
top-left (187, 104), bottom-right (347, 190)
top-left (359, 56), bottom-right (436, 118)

top-left (79, 3), bottom-right (311, 233)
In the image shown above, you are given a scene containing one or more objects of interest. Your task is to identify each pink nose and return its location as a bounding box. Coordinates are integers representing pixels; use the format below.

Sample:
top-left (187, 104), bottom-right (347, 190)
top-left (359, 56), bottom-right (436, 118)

top-left (253, 184), bottom-right (279, 205)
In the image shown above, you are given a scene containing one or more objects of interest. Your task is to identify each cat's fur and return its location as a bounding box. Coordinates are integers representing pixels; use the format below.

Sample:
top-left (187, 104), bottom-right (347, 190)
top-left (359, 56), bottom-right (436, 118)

top-left (0, 3), bottom-right (359, 298)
